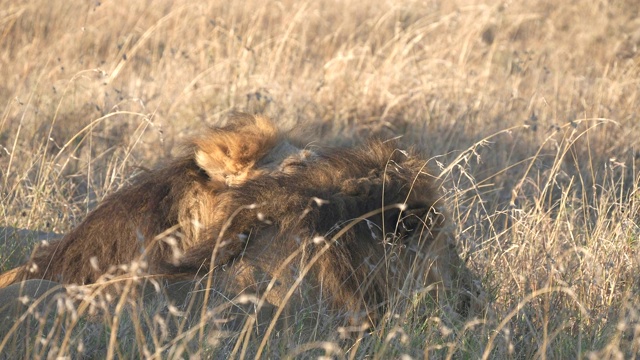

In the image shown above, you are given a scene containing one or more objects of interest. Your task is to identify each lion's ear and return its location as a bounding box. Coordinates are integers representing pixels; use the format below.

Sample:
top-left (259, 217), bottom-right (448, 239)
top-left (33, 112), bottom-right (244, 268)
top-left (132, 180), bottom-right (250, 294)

top-left (194, 114), bottom-right (279, 183)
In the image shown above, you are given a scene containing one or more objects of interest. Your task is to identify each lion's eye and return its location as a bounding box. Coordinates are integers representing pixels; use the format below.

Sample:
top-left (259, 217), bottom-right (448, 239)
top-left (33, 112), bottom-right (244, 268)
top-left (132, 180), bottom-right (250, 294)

top-left (399, 215), bottom-right (423, 233)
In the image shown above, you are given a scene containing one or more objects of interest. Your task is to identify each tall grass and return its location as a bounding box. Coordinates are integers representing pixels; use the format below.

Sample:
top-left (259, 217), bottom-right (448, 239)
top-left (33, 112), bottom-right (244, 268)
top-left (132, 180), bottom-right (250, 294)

top-left (1, 0), bottom-right (639, 358)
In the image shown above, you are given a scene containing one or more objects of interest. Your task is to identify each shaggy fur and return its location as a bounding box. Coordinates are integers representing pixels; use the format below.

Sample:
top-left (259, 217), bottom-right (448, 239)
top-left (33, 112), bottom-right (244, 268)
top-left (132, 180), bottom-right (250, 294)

top-left (0, 113), bottom-right (473, 320)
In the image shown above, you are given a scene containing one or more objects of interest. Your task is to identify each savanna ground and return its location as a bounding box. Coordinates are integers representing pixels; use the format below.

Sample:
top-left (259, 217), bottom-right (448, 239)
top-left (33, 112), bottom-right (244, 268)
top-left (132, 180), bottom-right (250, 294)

top-left (1, 0), bottom-right (639, 358)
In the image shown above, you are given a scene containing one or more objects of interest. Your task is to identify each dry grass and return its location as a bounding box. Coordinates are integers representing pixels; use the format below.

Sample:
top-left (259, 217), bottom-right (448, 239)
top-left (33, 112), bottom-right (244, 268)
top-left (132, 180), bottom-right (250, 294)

top-left (1, 0), bottom-right (639, 358)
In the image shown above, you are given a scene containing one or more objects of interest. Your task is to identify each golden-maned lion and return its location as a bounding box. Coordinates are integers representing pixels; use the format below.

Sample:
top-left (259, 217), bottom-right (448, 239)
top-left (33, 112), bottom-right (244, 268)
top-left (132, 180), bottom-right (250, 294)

top-left (0, 113), bottom-right (474, 321)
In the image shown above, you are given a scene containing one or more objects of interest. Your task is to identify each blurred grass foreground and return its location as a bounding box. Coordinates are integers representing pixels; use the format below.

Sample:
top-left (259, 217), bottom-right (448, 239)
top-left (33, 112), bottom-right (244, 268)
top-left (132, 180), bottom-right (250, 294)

top-left (1, 0), bottom-right (639, 358)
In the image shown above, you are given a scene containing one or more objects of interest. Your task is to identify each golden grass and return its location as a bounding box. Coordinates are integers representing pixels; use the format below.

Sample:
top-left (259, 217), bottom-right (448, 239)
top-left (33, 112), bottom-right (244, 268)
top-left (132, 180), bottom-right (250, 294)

top-left (1, 0), bottom-right (639, 358)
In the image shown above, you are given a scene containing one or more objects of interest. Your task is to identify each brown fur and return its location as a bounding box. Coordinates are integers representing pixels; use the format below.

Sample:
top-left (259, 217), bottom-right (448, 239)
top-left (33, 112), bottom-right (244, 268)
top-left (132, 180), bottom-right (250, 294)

top-left (165, 140), bottom-right (472, 319)
top-left (0, 113), bottom-right (473, 321)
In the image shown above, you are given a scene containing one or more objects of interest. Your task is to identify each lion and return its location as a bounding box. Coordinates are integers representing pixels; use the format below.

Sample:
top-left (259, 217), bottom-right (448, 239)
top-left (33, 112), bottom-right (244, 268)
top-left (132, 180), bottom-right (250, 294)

top-left (0, 113), bottom-right (474, 323)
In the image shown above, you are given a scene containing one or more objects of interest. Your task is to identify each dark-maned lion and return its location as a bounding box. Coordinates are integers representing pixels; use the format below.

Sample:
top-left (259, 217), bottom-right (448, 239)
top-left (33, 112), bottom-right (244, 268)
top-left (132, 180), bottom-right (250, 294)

top-left (0, 113), bottom-right (474, 322)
